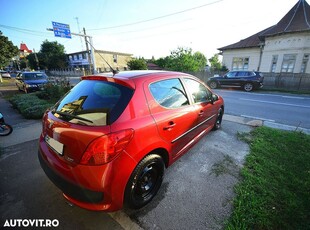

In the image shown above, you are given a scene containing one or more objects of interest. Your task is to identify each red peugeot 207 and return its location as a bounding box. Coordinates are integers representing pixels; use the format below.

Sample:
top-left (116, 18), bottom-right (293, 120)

top-left (38, 70), bottom-right (224, 211)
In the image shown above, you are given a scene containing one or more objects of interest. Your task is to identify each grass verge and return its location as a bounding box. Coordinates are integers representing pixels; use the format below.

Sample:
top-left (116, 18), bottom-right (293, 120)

top-left (225, 126), bottom-right (310, 229)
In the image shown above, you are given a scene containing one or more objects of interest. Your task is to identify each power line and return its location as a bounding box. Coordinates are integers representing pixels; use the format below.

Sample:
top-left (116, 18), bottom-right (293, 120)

top-left (0, 24), bottom-right (51, 37)
top-left (88, 0), bottom-right (223, 31)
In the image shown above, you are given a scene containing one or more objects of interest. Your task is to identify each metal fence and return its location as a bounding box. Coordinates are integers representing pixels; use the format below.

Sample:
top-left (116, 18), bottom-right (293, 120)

top-left (261, 73), bottom-right (310, 91)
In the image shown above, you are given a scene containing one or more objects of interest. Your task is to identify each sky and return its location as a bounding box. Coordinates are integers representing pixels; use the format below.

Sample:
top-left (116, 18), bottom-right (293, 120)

top-left (0, 0), bottom-right (300, 60)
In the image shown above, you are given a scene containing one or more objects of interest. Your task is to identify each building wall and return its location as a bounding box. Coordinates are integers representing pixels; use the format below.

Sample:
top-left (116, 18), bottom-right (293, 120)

top-left (67, 50), bottom-right (132, 73)
top-left (260, 32), bottom-right (310, 73)
top-left (221, 32), bottom-right (310, 74)
top-left (94, 51), bottom-right (132, 72)
top-left (221, 47), bottom-right (261, 71)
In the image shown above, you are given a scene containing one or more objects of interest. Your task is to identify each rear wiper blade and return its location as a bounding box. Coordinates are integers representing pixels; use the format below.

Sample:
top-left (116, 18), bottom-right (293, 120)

top-left (55, 111), bottom-right (93, 123)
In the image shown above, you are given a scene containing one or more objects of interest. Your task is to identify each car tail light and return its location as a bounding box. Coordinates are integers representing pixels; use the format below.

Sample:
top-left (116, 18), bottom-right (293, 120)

top-left (80, 129), bottom-right (134, 165)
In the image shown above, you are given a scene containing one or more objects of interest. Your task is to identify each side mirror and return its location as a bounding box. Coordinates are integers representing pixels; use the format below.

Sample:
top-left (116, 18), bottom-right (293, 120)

top-left (211, 94), bottom-right (219, 104)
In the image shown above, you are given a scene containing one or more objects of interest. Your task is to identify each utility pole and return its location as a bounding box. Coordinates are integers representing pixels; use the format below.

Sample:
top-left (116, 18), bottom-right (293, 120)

top-left (83, 27), bottom-right (93, 74)
top-left (33, 48), bottom-right (40, 70)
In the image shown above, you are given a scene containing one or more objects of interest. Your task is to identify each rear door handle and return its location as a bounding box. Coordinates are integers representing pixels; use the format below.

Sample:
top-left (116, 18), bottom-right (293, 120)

top-left (198, 110), bottom-right (204, 116)
top-left (163, 121), bottom-right (176, 130)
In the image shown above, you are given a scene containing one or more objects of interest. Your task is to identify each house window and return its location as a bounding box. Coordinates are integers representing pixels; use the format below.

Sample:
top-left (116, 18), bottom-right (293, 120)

top-left (270, 55), bottom-right (278, 72)
top-left (73, 55), bottom-right (77, 60)
top-left (232, 57), bottom-right (249, 70)
top-left (281, 54), bottom-right (296, 72)
top-left (82, 53), bottom-right (87, 59)
top-left (79, 54), bottom-right (83, 60)
top-left (300, 54), bottom-right (309, 73)
top-left (113, 54), bottom-right (117, 63)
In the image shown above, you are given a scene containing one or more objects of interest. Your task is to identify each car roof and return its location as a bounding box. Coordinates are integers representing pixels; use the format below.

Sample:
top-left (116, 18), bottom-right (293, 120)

top-left (22, 71), bottom-right (46, 74)
top-left (82, 70), bottom-right (192, 90)
top-left (229, 70), bottom-right (260, 73)
top-left (95, 70), bottom-right (177, 79)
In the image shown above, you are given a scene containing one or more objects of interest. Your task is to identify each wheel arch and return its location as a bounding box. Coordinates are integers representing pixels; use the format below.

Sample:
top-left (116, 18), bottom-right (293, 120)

top-left (148, 148), bottom-right (169, 168)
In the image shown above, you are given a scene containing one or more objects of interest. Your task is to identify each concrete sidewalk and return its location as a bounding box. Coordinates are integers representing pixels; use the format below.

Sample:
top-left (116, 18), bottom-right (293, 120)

top-left (0, 97), bottom-right (42, 147)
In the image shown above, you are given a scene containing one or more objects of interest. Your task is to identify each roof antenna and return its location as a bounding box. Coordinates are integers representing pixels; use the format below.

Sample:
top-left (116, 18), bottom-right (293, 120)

top-left (85, 41), bottom-right (118, 76)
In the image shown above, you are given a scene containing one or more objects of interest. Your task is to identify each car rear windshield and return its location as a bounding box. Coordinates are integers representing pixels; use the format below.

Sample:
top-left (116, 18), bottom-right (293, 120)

top-left (53, 80), bottom-right (134, 126)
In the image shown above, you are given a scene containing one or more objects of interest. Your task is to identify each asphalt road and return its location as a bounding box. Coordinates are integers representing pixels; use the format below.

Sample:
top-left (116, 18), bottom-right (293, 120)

top-left (214, 89), bottom-right (310, 129)
top-left (0, 120), bottom-right (252, 230)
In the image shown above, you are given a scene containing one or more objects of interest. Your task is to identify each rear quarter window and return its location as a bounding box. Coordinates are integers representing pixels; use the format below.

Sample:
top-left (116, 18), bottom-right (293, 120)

top-left (54, 80), bottom-right (133, 125)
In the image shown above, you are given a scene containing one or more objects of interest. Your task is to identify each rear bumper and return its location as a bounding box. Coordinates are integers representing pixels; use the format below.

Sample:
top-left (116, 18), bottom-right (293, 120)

top-left (38, 135), bottom-right (135, 211)
top-left (38, 142), bottom-right (119, 211)
top-left (38, 151), bottom-right (104, 204)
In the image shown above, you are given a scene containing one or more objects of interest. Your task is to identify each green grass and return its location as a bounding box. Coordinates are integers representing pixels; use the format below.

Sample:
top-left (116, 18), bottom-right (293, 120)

top-left (225, 127), bottom-right (310, 230)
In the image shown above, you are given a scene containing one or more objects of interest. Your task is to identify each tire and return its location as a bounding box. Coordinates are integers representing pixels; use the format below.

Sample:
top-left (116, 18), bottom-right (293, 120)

top-left (212, 108), bottom-right (223, 131)
top-left (125, 154), bottom-right (165, 209)
top-left (243, 83), bottom-right (254, 92)
top-left (0, 124), bottom-right (13, 136)
top-left (209, 81), bottom-right (218, 89)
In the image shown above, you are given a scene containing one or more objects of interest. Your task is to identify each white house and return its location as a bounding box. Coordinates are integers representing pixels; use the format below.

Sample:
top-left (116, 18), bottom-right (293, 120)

top-left (218, 0), bottom-right (310, 74)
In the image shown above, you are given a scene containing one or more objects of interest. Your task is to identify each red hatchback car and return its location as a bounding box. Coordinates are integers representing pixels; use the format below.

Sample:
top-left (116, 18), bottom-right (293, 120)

top-left (38, 70), bottom-right (224, 211)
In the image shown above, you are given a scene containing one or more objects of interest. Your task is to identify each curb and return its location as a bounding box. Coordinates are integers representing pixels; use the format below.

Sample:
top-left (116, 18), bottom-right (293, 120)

top-left (223, 114), bottom-right (263, 127)
top-left (223, 114), bottom-right (310, 134)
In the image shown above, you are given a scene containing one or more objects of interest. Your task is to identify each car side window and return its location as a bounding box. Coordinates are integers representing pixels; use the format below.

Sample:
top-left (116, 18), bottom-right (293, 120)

top-left (149, 78), bottom-right (189, 108)
top-left (238, 71), bottom-right (248, 77)
top-left (183, 78), bottom-right (212, 103)
top-left (226, 72), bottom-right (237, 78)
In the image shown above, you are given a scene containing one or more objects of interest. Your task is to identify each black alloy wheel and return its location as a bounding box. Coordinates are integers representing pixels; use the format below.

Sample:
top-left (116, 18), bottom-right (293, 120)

top-left (209, 81), bottom-right (218, 89)
top-left (125, 154), bottom-right (165, 209)
top-left (243, 83), bottom-right (254, 92)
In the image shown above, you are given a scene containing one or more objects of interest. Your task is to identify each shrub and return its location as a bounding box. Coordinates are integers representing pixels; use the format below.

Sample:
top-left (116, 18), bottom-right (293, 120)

top-left (37, 83), bottom-right (70, 102)
top-left (9, 94), bottom-right (53, 119)
top-left (9, 84), bottom-right (70, 119)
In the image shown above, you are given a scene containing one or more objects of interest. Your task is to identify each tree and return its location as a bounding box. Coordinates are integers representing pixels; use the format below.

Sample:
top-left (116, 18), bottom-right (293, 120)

top-left (160, 47), bottom-right (207, 72)
top-left (127, 58), bottom-right (147, 70)
top-left (0, 31), bottom-right (19, 69)
top-left (208, 54), bottom-right (228, 72)
top-left (27, 40), bottom-right (68, 70)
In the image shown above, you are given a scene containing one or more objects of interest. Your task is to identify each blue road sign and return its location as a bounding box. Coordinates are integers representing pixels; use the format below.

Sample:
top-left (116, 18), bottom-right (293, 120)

top-left (52, 21), bottom-right (71, 39)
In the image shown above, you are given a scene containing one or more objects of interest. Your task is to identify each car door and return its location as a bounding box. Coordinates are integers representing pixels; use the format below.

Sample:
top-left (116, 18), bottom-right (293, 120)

top-left (220, 71), bottom-right (240, 87)
top-left (182, 78), bottom-right (218, 133)
top-left (144, 77), bottom-right (198, 159)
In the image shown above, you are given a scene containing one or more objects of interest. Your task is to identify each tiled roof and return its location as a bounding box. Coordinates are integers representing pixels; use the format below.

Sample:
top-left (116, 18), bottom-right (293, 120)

top-left (219, 0), bottom-right (310, 51)
top-left (20, 43), bottom-right (32, 53)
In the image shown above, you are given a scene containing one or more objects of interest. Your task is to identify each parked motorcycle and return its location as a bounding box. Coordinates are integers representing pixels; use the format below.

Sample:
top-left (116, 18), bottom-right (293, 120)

top-left (0, 112), bottom-right (13, 136)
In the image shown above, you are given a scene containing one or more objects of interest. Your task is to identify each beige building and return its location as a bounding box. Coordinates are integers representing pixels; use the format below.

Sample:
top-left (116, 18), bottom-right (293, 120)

top-left (68, 50), bottom-right (132, 73)
top-left (219, 0), bottom-right (310, 74)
